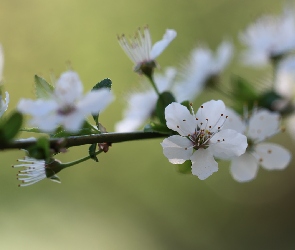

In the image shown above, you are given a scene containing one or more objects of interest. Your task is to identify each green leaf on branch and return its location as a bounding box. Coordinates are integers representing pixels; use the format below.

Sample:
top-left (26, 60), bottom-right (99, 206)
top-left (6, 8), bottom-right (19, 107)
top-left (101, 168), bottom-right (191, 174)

top-left (51, 121), bottom-right (98, 138)
top-left (35, 75), bottom-right (54, 99)
top-left (143, 122), bottom-right (171, 134)
top-left (92, 78), bottom-right (112, 91)
top-left (231, 76), bottom-right (259, 114)
top-left (89, 143), bottom-right (99, 162)
top-left (27, 136), bottom-right (50, 160)
top-left (180, 100), bottom-right (191, 113)
top-left (176, 160), bottom-right (192, 174)
top-left (0, 111), bottom-right (23, 142)
top-left (156, 91), bottom-right (176, 125)
top-left (91, 78), bottom-right (112, 125)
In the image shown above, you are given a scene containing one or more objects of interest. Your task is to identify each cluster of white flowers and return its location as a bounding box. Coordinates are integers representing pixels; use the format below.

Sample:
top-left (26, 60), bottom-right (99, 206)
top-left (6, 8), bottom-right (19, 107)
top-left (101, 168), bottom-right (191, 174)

top-left (161, 101), bottom-right (291, 181)
top-left (17, 70), bottom-right (114, 132)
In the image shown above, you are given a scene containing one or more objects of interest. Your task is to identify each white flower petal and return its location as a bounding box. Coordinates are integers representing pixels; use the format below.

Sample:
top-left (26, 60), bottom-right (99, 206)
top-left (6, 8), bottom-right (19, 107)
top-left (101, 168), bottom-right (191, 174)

top-left (17, 99), bottom-right (58, 116)
top-left (150, 29), bottom-right (177, 59)
top-left (248, 109), bottom-right (280, 141)
top-left (0, 91), bottom-right (9, 117)
top-left (222, 108), bottom-right (246, 134)
top-left (165, 102), bottom-right (197, 136)
top-left (230, 153), bottom-right (259, 182)
top-left (78, 89), bottom-right (114, 114)
top-left (214, 40), bottom-right (233, 73)
top-left (209, 129), bottom-right (247, 159)
top-left (255, 142), bottom-right (291, 170)
top-left (190, 149), bottom-right (218, 180)
top-left (161, 135), bottom-right (193, 164)
top-left (115, 91), bottom-right (157, 132)
top-left (61, 111), bottom-right (86, 132)
top-left (195, 100), bottom-right (226, 132)
top-left (55, 71), bottom-right (83, 105)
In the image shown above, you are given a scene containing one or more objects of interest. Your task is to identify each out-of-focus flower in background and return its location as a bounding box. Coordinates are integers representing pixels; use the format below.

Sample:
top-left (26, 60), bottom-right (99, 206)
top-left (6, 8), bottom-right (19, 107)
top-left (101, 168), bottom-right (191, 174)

top-left (18, 70), bottom-right (114, 132)
top-left (223, 108), bottom-right (291, 182)
top-left (115, 67), bottom-right (177, 132)
top-left (174, 40), bottom-right (233, 102)
top-left (240, 5), bottom-right (295, 66)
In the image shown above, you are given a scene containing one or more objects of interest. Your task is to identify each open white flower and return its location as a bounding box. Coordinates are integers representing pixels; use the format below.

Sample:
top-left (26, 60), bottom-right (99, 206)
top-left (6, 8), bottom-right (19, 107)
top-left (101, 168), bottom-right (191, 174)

top-left (223, 108), bottom-right (291, 182)
top-left (174, 40), bottom-right (233, 102)
top-left (115, 68), bottom-right (177, 132)
top-left (161, 100), bottom-right (247, 180)
top-left (240, 7), bottom-right (295, 66)
top-left (0, 91), bottom-right (9, 117)
top-left (18, 70), bottom-right (114, 132)
top-left (118, 27), bottom-right (177, 74)
top-left (13, 157), bottom-right (61, 187)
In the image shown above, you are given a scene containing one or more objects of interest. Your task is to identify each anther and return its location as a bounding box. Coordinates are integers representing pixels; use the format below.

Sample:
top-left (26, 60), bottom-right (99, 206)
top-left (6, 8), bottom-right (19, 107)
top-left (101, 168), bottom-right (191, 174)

top-left (267, 150), bottom-right (272, 154)
top-left (177, 125), bottom-right (180, 128)
top-left (183, 119), bottom-right (186, 122)
top-left (201, 105), bottom-right (204, 108)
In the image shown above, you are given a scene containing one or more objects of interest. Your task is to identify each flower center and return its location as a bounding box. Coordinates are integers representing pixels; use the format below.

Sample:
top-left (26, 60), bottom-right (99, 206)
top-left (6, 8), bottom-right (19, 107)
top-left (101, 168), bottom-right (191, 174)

top-left (188, 128), bottom-right (214, 150)
top-left (57, 105), bottom-right (76, 115)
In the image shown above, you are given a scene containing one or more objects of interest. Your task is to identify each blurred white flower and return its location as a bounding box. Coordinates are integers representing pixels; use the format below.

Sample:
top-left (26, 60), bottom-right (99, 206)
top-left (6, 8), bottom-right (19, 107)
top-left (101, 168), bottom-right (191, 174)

top-left (115, 67), bottom-right (177, 132)
top-left (240, 7), bottom-right (295, 66)
top-left (161, 100), bottom-right (247, 180)
top-left (0, 91), bottom-right (9, 117)
top-left (118, 27), bottom-right (177, 73)
top-left (18, 70), bottom-right (114, 132)
top-left (13, 157), bottom-right (61, 187)
top-left (174, 40), bottom-right (233, 102)
top-left (274, 56), bottom-right (295, 139)
top-left (223, 108), bottom-right (291, 182)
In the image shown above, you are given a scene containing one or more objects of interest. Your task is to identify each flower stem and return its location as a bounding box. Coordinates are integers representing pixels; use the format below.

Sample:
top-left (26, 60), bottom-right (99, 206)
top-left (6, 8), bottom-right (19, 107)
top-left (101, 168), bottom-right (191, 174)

top-left (146, 75), bottom-right (160, 96)
top-left (60, 150), bottom-right (103, 169)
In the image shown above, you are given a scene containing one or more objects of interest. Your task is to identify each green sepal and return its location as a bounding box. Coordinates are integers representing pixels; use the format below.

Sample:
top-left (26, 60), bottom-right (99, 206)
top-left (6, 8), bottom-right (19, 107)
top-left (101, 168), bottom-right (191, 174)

top-left (231, 76), bottom-right (259, 114)
top-left (89, 143), bottom-right (99, 162)
top-left (27, 136), bottom-right (50, 161)
top-left (155, 91), bottom-right (176, 125)
top-left (0, 111), bottom-right (23, 142)
top-left (176, 160), bottom-right (192, 174)
top-left (49, 175), bottom-right (61, 183)
top-left (34, 75), bottom-right (54, 99)
top-left (143, 122), bottom-right (171, 134)
top-left (91, 78), bottom-right (112, 125)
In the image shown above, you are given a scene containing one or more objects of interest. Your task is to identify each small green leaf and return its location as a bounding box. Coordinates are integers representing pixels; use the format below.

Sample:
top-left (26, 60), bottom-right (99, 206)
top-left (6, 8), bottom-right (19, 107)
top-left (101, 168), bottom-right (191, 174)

top-left (0, 111), bottom-right (23, 141)
top-left (20, 127), bottom-right (42, 133)
top-left (231, 76), bottom-right (259, 114)
top-left (92, 78), bottom-right (112, 91)
top-left (156, 91), bottom-right (176, 125)
top-left (180, 100), bottom-right (191, 112)
top-left (91, 78), bottom-right (112, 124)
top-left (34, 75), bottom-right (54, 99)
top-left (49, 175), bottom-right (61, 183)
top-left (27, 136), bottom-right (50, 160)
top-left (143, 122), bottom-right (171, 134)
top-left (89, 143), bottom-right (99, 162)
top-left (176, 160), bottom-right (192, 174)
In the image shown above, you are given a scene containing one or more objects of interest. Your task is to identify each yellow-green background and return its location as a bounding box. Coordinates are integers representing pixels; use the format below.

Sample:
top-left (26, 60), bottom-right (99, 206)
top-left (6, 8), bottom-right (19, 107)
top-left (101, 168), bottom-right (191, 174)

top-left (0, 0), bottom-right (294, 249)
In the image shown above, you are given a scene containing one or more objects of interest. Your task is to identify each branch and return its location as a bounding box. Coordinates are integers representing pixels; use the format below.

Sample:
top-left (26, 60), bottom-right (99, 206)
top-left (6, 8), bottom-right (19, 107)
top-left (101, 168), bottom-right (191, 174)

top-left (0, 131), bottom-right (167, 150)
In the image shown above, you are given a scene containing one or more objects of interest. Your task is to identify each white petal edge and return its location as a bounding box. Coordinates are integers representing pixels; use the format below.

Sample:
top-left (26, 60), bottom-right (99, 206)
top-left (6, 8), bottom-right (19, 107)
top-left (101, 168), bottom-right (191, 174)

top-left (190, 149), bottom-right (218, 180)
top-left (161, 135), bottom-right (193, 164)
top-left (150, 29), bottom-right (177, 59)
top-left (255, 142), bottom-right (291, 170)
top-left (165, 102), bottom-right (197, 136)
top-left (230, 153), bottom-right (259, 182)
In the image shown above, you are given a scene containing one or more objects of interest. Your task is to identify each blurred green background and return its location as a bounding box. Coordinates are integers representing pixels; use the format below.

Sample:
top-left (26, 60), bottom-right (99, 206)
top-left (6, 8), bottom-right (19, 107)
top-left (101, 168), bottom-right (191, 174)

top-left (1, 0), bottom-right (294, 249)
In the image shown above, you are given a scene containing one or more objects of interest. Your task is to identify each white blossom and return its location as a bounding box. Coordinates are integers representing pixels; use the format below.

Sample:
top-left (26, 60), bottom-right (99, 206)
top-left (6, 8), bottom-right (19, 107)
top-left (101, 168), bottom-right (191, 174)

top-left (223, 108), bottom-right (291, 182)
top-left (240, 7), bottom-right (295, 66)
top-left (174, 40), bottom-right (233, 102)
top-left (118, 27), bottom-right (177, 73)
top-left (13, 157), bottom-right (61, 187)
top-left (274, 55), bottom-right (295, 139)
top-left (115, 68), bottom-right (177, 132)
top-left (0, 91), bottom-right (9, 117)
top-left (17, 70), bottom-right (114, 132)
top-left (161, 100), bottom-right (247, 180)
